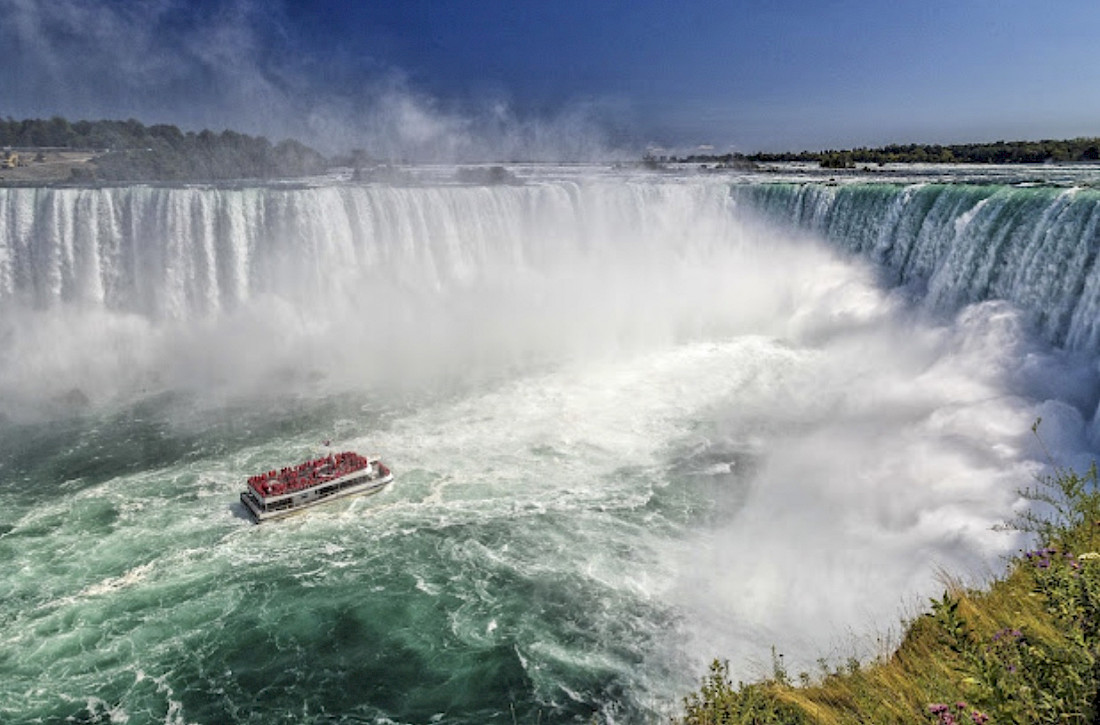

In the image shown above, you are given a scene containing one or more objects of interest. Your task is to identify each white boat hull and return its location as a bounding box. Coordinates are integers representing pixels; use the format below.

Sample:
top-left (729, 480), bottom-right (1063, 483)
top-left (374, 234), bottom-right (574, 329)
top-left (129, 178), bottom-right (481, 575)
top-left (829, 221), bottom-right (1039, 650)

top-left (240, 467), bottom-right (394, 524)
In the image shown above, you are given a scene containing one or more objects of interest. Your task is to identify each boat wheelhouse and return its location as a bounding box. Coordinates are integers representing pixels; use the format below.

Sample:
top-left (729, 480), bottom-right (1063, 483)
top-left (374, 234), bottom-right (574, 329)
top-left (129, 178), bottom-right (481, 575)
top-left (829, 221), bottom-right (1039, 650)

top-left (239, 451), bottom-right (393, 523)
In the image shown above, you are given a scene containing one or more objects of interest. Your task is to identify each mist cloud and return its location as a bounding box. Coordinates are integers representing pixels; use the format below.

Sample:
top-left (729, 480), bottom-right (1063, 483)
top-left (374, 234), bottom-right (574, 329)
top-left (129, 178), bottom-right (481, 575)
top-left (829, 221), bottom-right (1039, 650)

top-left (0, 0), bottom-right (631, 161)
top-left (1, 0), bottom-right (287, 128)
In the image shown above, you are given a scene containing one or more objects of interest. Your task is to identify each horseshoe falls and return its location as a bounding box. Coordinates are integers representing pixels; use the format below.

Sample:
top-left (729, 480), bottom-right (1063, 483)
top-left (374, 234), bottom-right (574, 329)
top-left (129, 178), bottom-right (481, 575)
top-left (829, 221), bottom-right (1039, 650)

top-left (2, 168), bottom-right (1098, 724)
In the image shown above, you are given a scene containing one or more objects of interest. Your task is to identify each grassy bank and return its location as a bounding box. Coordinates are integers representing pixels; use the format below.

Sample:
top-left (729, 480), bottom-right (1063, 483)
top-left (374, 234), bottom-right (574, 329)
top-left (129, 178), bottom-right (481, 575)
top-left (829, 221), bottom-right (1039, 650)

top-left (677, 445), bottom-right (1100, 724)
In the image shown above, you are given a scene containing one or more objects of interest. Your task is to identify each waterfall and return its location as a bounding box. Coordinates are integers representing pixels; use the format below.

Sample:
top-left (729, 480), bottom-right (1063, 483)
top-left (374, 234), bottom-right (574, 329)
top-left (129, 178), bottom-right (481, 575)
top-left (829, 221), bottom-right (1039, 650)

top-left (732, 182), bottom-right (1100, 351)
top-left (6, 177), bottom-right (1100, 419)
top-left (0, 179), bottom-right (762, 415)
top-left (0, 182), bottom-right (738, 320)
top-left (9, 181), bottom-right (1097, 349)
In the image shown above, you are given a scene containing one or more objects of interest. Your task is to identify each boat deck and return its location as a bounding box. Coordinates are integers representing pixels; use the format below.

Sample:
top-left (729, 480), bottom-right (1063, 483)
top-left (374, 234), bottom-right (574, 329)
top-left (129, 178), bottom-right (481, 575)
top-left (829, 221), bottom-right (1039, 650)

top-left (240, 451), bottom-right (393, 523)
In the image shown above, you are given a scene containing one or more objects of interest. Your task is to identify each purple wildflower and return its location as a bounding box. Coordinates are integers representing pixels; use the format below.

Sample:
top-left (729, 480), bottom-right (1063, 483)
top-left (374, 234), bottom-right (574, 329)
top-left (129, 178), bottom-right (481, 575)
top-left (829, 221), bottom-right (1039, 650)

top-left (928, 703), bottom-right (961, 724)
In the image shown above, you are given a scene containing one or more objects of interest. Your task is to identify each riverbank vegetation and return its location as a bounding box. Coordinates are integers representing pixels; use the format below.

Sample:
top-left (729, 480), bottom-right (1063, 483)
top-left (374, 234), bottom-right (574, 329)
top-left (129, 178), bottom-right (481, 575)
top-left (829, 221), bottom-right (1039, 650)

top-left (672, 137), bottom-right (1100, 169)
top-left (0, 116), bottom-right (326, 181)
top-left (676, 440), bottom-right (1100, 724)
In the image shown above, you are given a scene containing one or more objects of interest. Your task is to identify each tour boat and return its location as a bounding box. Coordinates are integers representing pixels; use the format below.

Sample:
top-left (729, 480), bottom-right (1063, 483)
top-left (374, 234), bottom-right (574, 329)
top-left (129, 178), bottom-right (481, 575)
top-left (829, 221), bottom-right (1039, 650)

top-left (239, 451), bottom-right (393, 523)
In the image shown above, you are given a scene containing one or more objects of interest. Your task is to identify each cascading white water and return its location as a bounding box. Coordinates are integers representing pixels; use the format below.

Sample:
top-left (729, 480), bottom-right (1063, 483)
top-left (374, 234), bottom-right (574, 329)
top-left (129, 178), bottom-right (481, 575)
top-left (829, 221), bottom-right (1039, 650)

top-left (0, 179), bottom-right (785, 416)
top-left (1, 169), bottom-right (1097, 723)
top-left (0, 182), bottom-right (736, 315)
top-left (733, 182), bottom-right (1100, 350)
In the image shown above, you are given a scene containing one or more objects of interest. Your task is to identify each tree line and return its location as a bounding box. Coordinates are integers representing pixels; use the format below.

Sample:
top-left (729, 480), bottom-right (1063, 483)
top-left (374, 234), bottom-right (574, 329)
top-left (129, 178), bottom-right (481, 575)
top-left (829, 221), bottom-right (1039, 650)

top-left (0, 116), bottom-right (327, 181)
top-left (674, 137), bottom-right (1100, 169)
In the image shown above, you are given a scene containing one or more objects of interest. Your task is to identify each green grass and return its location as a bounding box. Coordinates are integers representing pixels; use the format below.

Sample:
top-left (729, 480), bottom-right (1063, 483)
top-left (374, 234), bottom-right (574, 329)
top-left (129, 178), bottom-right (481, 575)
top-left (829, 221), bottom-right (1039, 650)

top-left (676, 434), bottom-right (1100, 724)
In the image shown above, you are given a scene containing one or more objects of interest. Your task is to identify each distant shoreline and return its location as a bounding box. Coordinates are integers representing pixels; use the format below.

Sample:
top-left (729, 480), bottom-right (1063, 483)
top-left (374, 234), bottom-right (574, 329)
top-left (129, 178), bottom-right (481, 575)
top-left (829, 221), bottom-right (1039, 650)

top-left (0, 149), bottom-right (100, 184)
top-left (5, 116), bottom-right (1100, 184)
top-left (660, 136), bottom-right (1100, 168)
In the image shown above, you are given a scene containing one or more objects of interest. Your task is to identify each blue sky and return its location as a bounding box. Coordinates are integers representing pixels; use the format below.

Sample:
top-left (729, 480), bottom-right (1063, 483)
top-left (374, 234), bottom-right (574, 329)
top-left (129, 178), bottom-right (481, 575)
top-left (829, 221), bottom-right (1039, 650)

top-left (2, 0), bottom-right (1099, 159)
